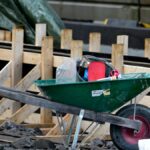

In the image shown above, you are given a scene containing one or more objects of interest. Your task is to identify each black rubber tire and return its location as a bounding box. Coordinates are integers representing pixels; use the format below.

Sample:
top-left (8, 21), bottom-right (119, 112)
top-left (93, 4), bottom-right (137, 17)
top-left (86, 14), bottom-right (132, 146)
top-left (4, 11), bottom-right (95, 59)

top-left (110, 104), bottom-right (150, 150)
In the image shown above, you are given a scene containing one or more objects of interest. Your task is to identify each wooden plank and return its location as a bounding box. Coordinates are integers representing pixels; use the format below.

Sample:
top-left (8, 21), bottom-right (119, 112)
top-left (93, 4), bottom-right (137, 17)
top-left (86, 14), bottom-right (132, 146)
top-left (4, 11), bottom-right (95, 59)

top-left (144, 38), bottom-right (150, 59)
top-left (89, 32), bottom-right (101, 52)
top-left (0, 64), bottom-right (41, 115)
top-left (40, 36), bottom-right (53, 124)
top-left (5, 31), bottom-right (12, 41)
top-left (24, 113), bottom-right (40, 124)
top-left (22, 123), bottom-right (55, 128)
top-left (117, 35), bottom-right (128, 55)
top-left (112, 44), bottom-right (124, 73)
top-left (41, 36), bottom-right (53, 80)
top-left (0, 54), bottom-right (75, 72)
top-left (3, 50), bottom-right (41, 65)
top-left (0, 48), bottom-right (41, 65)
top-left (15, 64), bottom-right (41, 90)
top-left (46, 114), bottom-right (72, 136)
top-left (124, 65), bottom-right (150, 73)
top-left (35, 24), bottom-right (46, 46)
top-left (61, 29), bottom-right (72, 49)
top-left (36, 135), bottom-right (86, 144)
top-left (53, 55), bottom-right (67, 67)
top-left (0, 30), bottom-right (5, 41)
top-left (81, 123), bottom-right (102, 144)
top-left (0, 62), bottom-right (11, 85)
top-left (71, 40), bottom-right (83, 59)
top-left (11, 28), bottom-right (24, 86)
top-left (11, 28), bottom-right (24, 113)
top-left (0, 48), bottom-right (66, 66)
top-left (23, 52), bottom-right (41, 65)
top-left (0, 100), bottom-right (15, 115)
top-left (81, 122), bottom-right (110, 144)
top-left (0, 48), bottom-right (11, 61)
top-left (10, 105), bottom-right (39, 123)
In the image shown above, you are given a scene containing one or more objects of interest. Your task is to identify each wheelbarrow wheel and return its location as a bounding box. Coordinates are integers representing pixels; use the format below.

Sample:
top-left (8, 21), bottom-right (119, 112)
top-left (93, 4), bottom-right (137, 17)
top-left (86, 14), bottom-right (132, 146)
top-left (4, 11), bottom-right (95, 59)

top-left (110, 104), bottom-right (150, 150)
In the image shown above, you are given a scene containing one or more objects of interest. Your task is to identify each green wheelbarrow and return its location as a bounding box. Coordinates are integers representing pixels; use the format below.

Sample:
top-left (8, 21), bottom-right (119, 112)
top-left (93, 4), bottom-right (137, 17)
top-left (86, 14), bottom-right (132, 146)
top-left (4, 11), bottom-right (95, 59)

top-left (35, 73), bottom-right (150, 150)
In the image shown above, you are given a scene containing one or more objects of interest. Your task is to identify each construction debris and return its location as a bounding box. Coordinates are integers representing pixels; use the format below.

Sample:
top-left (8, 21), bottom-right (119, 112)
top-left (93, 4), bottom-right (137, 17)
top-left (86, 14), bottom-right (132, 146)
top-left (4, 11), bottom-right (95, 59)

top-left (80, 138), bottom-right (118, 150)
top-left (0, 121), bottom-right (56, 149)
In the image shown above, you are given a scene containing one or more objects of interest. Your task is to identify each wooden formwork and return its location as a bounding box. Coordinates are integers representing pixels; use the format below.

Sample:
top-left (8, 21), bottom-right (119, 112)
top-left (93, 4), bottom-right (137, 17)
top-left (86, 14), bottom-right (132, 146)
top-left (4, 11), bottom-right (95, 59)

top-left (0, 24), bottom-right (149, 142)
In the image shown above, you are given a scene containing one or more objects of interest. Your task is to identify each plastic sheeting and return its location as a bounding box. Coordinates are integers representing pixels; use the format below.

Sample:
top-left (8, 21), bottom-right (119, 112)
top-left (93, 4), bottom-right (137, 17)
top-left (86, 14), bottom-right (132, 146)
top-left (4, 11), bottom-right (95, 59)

top-left (0, 0), bottom-right (65, 46)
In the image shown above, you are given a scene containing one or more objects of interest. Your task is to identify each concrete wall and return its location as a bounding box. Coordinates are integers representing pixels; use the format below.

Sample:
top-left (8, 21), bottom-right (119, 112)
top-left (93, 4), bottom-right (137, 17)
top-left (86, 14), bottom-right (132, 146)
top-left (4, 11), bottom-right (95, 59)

top-left (48, 0), bottom-right (150, 23)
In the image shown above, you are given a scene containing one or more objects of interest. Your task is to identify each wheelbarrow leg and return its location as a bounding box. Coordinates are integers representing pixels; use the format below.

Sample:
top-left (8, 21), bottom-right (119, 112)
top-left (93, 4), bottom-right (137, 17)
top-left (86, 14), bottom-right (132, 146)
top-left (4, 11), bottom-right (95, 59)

top-left (71, 109), bottom-right (85, 150)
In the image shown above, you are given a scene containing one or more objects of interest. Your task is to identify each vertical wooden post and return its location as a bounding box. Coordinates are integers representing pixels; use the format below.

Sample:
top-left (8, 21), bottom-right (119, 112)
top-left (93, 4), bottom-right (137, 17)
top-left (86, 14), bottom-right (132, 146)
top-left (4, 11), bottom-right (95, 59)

top-left (117, 35), bottom-right (128, 55)
top-left (71, 40), bottom-right (83, 59)
top-left (11, 28), bottom-right (24, 86)
top-left (61, 29), bottom-right (73, 49)
top-left (144, 38), bottom-right (150, 59)
top-left (89, 32), bottom-right (101, 52)
top-left (11, 28), bottom-right (24, 112)
top-left (112, 44), bottom-right (124, 73)
top-left (0, 30), bottom-right (5, 41)
top-left (35, 24), bottom-right (47, 46)
top-left (40, 36), bottom-right (53, 124)
top-left (46, 40), bottom-right (83, 136)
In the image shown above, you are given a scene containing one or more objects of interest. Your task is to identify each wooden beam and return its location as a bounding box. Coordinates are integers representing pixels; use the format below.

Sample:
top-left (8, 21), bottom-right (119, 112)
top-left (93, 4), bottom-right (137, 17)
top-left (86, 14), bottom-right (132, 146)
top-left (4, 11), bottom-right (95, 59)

top-left (5, 31), bottom-right (12, 41)
top-left (89, 32), bottom-right (101, 52)
top-left (81, 124), bottom-right (104, 144)
top-left (0, 49), bottom-right (41, 65)
top-left (117, 35), bottom-right (128, 55)
top-left (0, 64), bottom-right (41, 115)
top-left (23, 52), bottom-right (41, 65)
top-left (0, 48), bottom-right (66, 66)
top-left (0, 62), bottom-right (11, 85)
top-left (112, 44), bottom-right (124, 73)
top-left (15, 64), bottom-right (41, 90)
top-left (71, 40), bottom-right (83, 59)
top-left (36, 134), bottom-right (86, 144)
top-left (40, 37), bottom-right (53, 124)
top-left (10, 105), bottom-right (39, 123)
top-left (53, 55), bottom-right (67, 68)
top-left (11, 28), bottom-right (24, 113)
top-left (23, 123), bottom-right (55, 128)
top-left (61, 29), bottom-right (72, 49)
top-left (0, 48), bottom-right (11, 61)
top-left (124, 65), bottom-right (150, 73)
top-left (144, 38), bottom-right (150, 59)
top-left (41, 36), bottom-right (53, 80)
top-left (35, 24), bottom-right (47, 46)
top-left (11, 28), bottom-right (24, 86)
top-left (46, 114), bottom-right (73, 136)
top-left (0, 30), bottom-right (5, 41)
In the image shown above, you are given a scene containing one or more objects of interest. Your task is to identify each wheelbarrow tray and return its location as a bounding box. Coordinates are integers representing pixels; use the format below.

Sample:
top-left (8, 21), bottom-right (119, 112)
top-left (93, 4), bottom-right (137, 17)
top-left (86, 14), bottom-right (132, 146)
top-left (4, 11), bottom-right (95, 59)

top-left (35, 73), bottom-right (150, 113)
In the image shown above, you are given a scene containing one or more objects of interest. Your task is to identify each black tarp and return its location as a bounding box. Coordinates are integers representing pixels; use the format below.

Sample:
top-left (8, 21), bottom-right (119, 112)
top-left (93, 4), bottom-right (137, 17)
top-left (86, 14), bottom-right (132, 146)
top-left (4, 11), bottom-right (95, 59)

top-left (0, 0), bottom-right (65, 46)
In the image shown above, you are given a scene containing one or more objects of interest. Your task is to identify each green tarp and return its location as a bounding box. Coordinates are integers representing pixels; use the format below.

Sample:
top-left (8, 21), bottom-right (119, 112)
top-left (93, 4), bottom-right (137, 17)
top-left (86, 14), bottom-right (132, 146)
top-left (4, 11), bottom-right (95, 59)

top-left (0, 0), bottom-right (65, 46)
